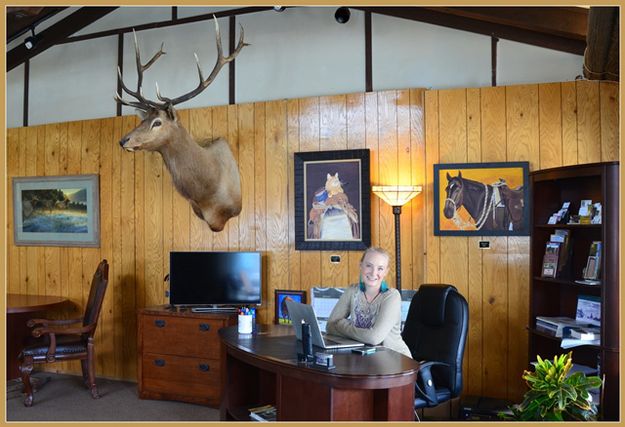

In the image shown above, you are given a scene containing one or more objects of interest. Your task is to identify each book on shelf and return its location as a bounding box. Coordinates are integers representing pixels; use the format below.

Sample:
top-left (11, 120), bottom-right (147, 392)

top-left (249, 404), bottom-right (277, 422)
top-left (535, 316), bottom-right (597, 338)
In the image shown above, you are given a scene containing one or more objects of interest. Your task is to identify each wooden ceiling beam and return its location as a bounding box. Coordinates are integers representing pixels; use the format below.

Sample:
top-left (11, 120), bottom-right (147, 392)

top-left (7, 7), bottom-right (68, 42)
top-left (427, 7), bottom-right (587, 41)
top-left (353, 7), bottom-right (587, 55)
top-left (7, 7), bottom-right (118, 72)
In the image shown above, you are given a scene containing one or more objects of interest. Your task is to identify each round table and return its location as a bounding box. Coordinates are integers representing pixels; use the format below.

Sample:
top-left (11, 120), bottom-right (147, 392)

top-left (7, 294), bottom-right (70, 380)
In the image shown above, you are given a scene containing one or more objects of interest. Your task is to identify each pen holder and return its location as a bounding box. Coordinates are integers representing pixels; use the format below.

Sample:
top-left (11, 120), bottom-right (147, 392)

top-left (238, 314), bottom-right (253, 334)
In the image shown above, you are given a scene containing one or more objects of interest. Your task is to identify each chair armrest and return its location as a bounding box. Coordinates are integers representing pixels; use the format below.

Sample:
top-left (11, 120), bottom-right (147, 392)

top-left (27, 318), bottom-right (82, 328)
top-left (415, 361), bottom-right (450, 406)
top-left (31, 323), bottom-right (95, 338)
top-left (31, 323), bottom-right (96, 362)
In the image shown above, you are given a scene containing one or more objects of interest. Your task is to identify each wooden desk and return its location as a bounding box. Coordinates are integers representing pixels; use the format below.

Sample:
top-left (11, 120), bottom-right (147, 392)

top-left (219, 324), bottom-right (419, 421)
top-left (7, 294), bottom-right (70, 380)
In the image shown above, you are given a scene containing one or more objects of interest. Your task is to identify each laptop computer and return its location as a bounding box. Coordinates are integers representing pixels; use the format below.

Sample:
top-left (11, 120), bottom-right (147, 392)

top-left (285, 300), bottom-right (365, 349)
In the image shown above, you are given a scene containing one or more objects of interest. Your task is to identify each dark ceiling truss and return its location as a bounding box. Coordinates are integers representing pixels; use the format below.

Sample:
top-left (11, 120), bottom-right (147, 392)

top-left (7, 7), bottom-right (119, 71)
top-left (6, 6), bottom-right (274, 72)
top-left (61, 6), bottom-right (274, 44)
top-left (7, 6), bottom-right (67, 43)
top-left (7, 6), bottom-right (590, 73)
top-left (352, 7), bottom-right (587, 55)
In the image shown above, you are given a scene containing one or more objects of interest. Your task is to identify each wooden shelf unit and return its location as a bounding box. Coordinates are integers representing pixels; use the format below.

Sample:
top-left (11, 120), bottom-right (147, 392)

top-left (137, 306), bottom-right (236, 407)
top-left (528, 162), bottom-right (619, 421)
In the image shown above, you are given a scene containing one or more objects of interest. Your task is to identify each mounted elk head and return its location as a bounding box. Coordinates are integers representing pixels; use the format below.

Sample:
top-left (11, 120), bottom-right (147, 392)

top-left (115, 17), bottom-right (248, 232)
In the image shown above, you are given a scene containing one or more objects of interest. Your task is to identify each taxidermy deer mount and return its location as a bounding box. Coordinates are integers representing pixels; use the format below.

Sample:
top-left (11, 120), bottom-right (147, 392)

top-left (115, 17), bottom-right (248, 232)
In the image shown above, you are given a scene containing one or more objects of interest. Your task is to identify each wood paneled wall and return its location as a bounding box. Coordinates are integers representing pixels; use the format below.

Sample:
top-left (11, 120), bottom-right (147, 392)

top-left (424, 81), bottom-right (619, 401)
top-left (6, 81), bottom-right (618, 401)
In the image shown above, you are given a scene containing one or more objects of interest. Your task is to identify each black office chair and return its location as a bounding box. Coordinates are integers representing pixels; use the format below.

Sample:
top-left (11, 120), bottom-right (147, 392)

top-left (401, 284), bottom-right (469, 417)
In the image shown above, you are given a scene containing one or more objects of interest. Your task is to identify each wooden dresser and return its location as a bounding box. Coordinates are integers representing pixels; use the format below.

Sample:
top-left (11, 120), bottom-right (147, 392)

top-left (137, 306), bottom-right (237, 406)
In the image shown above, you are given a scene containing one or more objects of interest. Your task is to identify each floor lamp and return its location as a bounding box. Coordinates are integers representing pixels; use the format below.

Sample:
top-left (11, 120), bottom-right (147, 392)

top-left (371, 185), bottom-right (422, 291)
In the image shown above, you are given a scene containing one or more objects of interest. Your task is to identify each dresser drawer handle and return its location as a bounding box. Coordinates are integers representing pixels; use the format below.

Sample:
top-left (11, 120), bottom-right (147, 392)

top-left (154, 359), bottom-right (165, 367)
top-left (154, 319), bottom-right (166, 328)
top-left (198, 364), bottom-right (210, 372)
top-left (199, 323), bottom-right (211, 332)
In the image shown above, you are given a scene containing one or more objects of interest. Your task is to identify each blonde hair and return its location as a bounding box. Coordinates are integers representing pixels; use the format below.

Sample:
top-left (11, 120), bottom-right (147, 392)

top-left (360, 247), bottom-right (391, 265)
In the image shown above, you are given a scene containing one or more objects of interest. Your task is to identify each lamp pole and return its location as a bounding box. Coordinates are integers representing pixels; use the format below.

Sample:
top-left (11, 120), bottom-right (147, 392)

top-left (393, 205), bottom-right (402, 291)
top-left (371, 185), bottom-right (422, 293)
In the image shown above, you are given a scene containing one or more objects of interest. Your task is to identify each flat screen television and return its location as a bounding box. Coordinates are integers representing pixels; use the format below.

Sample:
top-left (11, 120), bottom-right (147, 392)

top-left (169, 251), bottom-right (262, 307)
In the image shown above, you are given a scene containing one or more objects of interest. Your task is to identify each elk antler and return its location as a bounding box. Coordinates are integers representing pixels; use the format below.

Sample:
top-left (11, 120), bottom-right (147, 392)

top-left (115, 16), bottom-right (248, 111)
top-left (114, 30), bottom-right (166, 111)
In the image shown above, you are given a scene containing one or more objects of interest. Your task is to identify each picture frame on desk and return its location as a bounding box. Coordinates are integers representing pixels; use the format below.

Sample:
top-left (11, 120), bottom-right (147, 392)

top-left (275, 290), bottom-right (306, 325)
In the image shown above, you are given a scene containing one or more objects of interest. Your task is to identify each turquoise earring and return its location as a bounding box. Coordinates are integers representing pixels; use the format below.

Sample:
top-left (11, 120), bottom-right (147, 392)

top-left (359, 274), bottom-right (365, 292)
top-left (380, 280), bottom-right (389, 292)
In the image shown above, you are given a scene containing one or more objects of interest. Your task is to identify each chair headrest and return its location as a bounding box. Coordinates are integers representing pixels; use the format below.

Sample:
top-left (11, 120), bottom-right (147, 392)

top-left (417, 285), bottom-right (457, 326)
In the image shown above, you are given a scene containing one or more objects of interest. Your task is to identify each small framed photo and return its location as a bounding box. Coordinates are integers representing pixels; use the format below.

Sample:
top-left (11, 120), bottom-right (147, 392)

top-left (12, 174), bottom-right (100, 247)
top-left (275, 290), bottom-right (307, 324)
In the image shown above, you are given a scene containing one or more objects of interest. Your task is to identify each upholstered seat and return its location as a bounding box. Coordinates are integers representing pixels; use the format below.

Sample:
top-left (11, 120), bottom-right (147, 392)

top-left (18, 260), bottom-right (109, 407)
top-left (20, 335), bottom-right (88, 359)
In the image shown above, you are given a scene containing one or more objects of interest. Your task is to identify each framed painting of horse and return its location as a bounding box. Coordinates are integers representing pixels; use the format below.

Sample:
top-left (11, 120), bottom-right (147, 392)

top-left (433, 162), bottom-right (530, 236)
top-left (294, 149), bottom-right (371, 250)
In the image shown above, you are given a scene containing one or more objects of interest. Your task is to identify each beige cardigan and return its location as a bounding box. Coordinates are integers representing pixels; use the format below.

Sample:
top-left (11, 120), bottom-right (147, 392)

top-left (326, 284), bottom-right (412, 358)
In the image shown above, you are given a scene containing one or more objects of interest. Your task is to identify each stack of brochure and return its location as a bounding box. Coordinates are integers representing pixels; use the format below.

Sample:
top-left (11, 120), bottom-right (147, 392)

top-left (249, 404), bottom-right (277, 422)
top-left (535, 316), bottom-right (582, 337)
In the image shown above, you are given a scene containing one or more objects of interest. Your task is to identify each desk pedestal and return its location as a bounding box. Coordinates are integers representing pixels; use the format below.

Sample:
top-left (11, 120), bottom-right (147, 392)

top-left (7, 312), bottom-right (34, 380)
top-left (7, 294), bottom-right (70, 380)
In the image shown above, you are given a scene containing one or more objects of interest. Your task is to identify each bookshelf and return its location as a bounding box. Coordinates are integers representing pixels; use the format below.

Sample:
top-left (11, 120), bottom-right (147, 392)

top-left (528, 162), bottom-right (619, 421)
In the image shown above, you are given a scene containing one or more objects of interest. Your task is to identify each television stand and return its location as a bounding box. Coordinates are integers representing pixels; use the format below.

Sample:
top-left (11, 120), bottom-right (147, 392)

top-left (138, 306), bottom-right (237, 406)
top-left (190, 306), bottom-right (238, 313)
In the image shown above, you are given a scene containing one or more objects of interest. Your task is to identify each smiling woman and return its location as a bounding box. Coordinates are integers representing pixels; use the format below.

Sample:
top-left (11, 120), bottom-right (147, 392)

top-left (325, 247), bottom-right (412, 358)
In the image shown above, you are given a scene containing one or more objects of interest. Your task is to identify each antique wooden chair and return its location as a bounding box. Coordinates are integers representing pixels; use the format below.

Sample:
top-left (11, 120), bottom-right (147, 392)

top-left (18, 259), bottom-right (109, 407)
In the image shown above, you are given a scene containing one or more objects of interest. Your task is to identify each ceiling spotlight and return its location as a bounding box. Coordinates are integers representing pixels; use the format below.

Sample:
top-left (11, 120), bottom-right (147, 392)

top-left (24, 27), bottom-right (39, 50)
top-left (273, 6), bottom-right (286, 12)
top-left (334, 7), bottom-right (350, 24)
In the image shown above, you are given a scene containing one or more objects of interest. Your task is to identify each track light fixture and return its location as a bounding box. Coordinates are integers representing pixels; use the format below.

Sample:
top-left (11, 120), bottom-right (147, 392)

top-left (334, 7), bottom-right (350, 24)
top-left (24, 27), bottom-right (39, 50)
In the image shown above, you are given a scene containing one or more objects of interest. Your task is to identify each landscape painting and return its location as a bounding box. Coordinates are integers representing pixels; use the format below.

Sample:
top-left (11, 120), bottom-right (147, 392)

top-left (13, 174), bottom-right (100, 247)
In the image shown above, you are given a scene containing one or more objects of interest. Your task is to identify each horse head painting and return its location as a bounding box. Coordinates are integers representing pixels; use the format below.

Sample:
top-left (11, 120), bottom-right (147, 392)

top-left (443, 170), bottom-right (526, 233)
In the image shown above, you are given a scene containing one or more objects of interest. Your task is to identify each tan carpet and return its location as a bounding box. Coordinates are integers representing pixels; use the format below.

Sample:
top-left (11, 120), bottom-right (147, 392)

top-left (6, 372), bottom-right (220, 421)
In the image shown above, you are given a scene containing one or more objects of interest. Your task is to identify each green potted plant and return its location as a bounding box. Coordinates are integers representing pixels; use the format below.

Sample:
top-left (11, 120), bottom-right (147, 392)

top-left (500, 351), bottom-right (602, 421)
